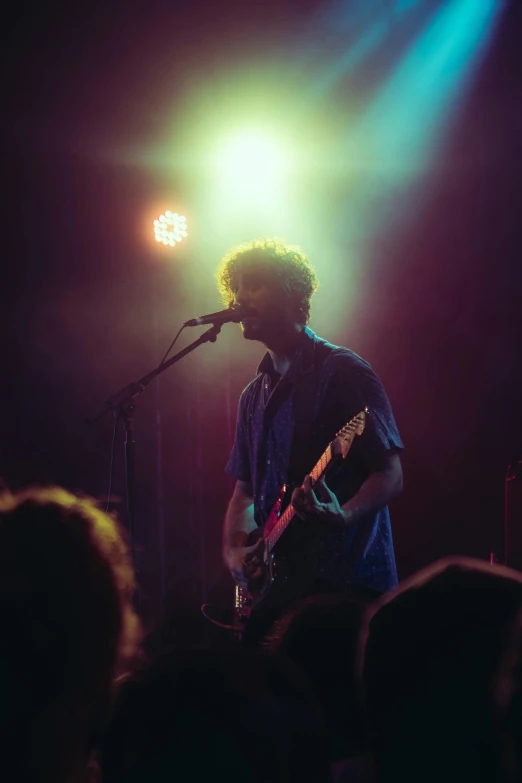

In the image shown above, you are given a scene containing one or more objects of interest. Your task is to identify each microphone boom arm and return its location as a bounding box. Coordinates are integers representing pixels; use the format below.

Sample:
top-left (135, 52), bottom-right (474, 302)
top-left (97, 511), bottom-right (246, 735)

top-left (86, 323), bottom-right (222, 424)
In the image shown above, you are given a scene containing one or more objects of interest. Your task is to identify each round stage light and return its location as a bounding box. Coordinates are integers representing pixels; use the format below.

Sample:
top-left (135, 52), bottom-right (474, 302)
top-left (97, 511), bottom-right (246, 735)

top-left (153, 212), bottom-right (188, 247)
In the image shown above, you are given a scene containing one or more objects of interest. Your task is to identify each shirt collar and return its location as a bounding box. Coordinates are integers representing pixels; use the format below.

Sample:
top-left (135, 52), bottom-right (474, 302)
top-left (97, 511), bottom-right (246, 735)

top-left (256, 326), bottom-right (318, 378)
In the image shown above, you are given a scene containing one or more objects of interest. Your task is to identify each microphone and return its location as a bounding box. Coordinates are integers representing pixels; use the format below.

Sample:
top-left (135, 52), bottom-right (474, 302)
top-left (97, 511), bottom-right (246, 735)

top-left (184, 305), bottom-right (253, 327)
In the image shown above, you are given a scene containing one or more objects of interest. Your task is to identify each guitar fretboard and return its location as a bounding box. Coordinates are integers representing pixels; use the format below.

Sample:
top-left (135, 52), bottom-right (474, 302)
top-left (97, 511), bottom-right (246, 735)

top-left (263, 412), bottom-right (365, 554)
top-left (265, 442), bottom-right (335, 552)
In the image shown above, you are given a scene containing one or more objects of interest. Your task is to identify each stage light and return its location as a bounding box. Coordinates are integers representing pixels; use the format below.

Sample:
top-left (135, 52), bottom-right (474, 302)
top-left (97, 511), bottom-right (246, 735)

top-left (153, 212), bottom-right (188, 247)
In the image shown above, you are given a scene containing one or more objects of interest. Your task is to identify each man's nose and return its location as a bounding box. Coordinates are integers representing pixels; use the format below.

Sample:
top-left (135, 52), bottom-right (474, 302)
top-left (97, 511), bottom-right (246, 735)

top-left (234, 287), bottom-right (249, 306)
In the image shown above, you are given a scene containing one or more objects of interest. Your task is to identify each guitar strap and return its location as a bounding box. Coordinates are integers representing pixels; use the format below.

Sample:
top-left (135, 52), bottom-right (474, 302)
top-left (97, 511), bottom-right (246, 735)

top-left (287, 338), bottom-right (335, 487)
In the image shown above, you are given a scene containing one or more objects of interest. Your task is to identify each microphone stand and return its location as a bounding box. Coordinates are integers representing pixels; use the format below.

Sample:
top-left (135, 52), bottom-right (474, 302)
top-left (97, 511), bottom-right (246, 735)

top-left (86, 324), bottom-right (222, 604)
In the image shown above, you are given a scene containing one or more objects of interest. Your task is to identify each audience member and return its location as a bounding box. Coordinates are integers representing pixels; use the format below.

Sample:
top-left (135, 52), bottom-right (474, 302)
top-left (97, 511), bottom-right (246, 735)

top-left (359, 556), bottom-right (522, 783)
top-left (492, 602), bottom-right (522, 783)
top-left (100, 647), bottom-right (331, 783)
top-left (0, 486), bottom-right (140, 782)
top-left (264, 588), bottom-right (377, 781)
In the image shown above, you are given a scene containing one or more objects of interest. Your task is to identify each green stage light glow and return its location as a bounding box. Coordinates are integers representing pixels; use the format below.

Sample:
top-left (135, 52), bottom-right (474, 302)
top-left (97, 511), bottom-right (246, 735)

top-left (214, 130), bottom-right (291, 200)
top-left (205, 122), bottom-right (305, 244)
top-left (153, 68), bottom-right (356, 334)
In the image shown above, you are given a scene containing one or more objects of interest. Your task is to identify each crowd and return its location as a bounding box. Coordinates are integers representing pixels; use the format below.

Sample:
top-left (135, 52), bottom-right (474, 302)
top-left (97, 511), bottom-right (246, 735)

top-left (1, 486), bottom-right (522, 782)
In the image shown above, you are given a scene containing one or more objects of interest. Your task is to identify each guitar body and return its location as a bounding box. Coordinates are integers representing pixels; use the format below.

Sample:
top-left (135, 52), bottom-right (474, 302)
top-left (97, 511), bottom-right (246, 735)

top-left (235, 521), bottom-right (328, 641)
top-left (233, 410), bottom-right (368, 637)
top-left (234, 489), bottom-right (281, 625)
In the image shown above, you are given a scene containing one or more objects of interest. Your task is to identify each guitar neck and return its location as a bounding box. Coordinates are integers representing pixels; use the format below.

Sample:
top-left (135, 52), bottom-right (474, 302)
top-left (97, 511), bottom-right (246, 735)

top-left (263, 409), bottom-right (366, 556)
top-left (266, 442), bottom-right (335, 553)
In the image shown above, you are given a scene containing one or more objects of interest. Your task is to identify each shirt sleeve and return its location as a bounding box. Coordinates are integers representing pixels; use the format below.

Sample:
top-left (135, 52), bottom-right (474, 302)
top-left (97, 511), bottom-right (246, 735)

top-left (330, 352), bottom-right (403, 469)
top-left (225, 388), bottom-right (252, 482)
top-left (350, 361), bottom-right (403, 454)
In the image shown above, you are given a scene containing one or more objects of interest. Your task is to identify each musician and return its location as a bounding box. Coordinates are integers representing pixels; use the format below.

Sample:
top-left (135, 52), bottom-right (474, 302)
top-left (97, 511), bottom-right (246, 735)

top-left (219, 239), bottom-right (403, 639)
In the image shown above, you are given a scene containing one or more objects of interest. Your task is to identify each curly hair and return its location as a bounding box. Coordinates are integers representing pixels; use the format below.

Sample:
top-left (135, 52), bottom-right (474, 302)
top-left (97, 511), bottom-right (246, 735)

top-left (216, 238), bottom-right (319, 324)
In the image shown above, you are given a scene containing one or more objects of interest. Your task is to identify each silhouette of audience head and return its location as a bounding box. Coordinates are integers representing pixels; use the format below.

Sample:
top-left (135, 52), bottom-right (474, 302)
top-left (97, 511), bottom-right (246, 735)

top-left (265, 587), bottom-right (376, 762)
top-left (360, 556), bottom-right (522, 783)
top-left (0, 486), bottom-right (139, 781)
top-left (101, 647), bottom-right (331, 783)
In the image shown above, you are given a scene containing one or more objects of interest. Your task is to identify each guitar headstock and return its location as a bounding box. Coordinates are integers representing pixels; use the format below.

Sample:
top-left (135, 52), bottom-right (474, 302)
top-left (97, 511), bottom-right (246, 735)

top-left (332, 408), bottom-right (368, 459)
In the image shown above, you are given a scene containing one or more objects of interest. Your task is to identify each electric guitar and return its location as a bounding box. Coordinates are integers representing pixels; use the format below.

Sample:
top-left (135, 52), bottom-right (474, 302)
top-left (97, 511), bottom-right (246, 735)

top-left (235, 409), bottom-right (367, 628)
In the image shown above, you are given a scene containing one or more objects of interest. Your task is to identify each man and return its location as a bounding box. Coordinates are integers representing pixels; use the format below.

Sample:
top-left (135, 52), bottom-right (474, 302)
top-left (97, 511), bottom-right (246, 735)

top-left (0, 486), bottom-right (140, 782)
top-left (218, 239), bottom-right (403, 640)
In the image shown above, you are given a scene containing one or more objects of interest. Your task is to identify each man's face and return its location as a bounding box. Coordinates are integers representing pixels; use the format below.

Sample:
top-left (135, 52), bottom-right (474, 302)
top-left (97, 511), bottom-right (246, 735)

top-left (232, 267), bottom-right (295, 342)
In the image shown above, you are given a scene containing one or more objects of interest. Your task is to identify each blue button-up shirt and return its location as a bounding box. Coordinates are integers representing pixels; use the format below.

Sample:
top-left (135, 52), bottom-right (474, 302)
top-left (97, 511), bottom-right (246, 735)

top-left (226, 327), bottom-right (402, 593)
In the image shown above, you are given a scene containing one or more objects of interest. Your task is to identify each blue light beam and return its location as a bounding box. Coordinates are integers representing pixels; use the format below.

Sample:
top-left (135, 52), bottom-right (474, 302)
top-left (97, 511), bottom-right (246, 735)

top-left (353, 0), bottom-right (507, 179)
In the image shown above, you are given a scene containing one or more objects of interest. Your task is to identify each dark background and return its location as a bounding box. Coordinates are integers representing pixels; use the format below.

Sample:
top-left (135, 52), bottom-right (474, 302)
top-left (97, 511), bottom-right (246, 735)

top-left (2, 0), bottom-right (521, 641)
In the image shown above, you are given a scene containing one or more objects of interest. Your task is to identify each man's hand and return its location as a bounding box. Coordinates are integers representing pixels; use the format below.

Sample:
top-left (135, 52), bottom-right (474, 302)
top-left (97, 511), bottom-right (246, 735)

top-left (224, 541), bottom-right (264, 588)
top-left (291, 475), bottom-right (346, 526)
